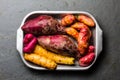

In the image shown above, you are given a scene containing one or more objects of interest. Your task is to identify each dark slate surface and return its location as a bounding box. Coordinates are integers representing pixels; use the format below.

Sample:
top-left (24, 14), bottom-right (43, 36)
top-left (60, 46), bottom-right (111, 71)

top-left (0, 0), bottom-right (120, 80)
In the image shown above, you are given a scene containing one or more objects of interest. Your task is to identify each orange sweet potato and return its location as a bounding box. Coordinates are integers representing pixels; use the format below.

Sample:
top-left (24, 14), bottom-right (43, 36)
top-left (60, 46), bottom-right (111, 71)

top-left (61, 14), bottom-right (75, 26)
top-left (77, 14), bottom-right (95, 27)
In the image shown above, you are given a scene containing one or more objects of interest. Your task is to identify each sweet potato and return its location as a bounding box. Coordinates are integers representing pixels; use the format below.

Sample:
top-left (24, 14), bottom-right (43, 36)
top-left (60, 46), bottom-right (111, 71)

top-left (23, 33), bottom-right (34, 46)
top-left (24, 53), bottom-right (57, 70)
top-left (88, 45), bottom-right (95, 53)
top-left (23, 34), bottom-right (37, 53)
top-left (77, 14), bottom-right (95, 27)
top-left (22, 15), bottom-right (65, 36)
top-left (78, 28), bottom-right (91, 55)
top-left (70, 22), bottom-right (92, 55)
top-left (61, 14), bottom-right (75, 26)
top-left (34, 45), bottom-right (75, 65)
top-left (71, 22), bottom-right (88, 30)
top-left (79, 52), bottom-right (95, 67)
top-left (65, 27), bottom-right (79, 40)
top-left (37, 35), bottom-right (78, 56)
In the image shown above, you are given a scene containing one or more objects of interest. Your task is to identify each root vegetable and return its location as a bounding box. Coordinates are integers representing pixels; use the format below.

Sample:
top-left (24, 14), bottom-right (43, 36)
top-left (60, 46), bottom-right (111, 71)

top-left (79, 52), bottom-right (95, 67)
top-left (77, 14), bottom-right (95, 27)
top-left (37, 35), bottom-right (78, 56)
top-left (34, 45), bottom-right (75, 65)
top-left (22, 15), bottom-right (65, 36)
top-left (70, 22), bottom-right (91, 55)
top-left (23, 33), bottom-right (34, 45)
top-left (71, 22), bottom-right (88, 30)
top-left (24, 53), bottom-right (57, 70)
top-left (88, 45), bottom-right (95, 53)
top-left (23, 34), bottom-right (37, 53)
top-left (78, 28), bottom-right (91, 55)
top-left (65, 27), bottom-right (79, 40)
top-left (61, 14), bottom-right (75, 26)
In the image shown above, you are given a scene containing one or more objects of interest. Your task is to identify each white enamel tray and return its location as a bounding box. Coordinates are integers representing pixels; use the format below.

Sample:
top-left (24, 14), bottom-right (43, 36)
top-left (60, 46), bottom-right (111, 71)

top-left (16, 11), bottom-right (102, 70)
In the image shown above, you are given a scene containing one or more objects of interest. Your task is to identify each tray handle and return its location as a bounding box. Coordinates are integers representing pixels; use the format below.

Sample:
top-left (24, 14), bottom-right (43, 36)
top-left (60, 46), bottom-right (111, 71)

top-left (16, 28), bottom-right (23, 55)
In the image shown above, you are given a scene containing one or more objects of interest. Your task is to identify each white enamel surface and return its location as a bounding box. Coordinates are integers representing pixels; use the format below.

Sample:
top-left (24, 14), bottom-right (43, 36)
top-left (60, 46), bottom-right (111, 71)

top-left (16, 11), bottom-right (103, 70)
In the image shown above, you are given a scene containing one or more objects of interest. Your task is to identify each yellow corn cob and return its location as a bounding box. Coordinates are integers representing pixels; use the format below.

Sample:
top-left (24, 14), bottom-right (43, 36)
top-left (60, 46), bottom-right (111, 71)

top-left (24, 53), bottom-right (57, 70)
top-left (34, 45), bottom-right (75, 65)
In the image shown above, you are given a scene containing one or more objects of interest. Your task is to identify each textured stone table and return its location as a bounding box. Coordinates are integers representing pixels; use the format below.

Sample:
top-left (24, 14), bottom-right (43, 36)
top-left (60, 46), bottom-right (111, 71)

top-left (0, 0), bottom-right (120, 80)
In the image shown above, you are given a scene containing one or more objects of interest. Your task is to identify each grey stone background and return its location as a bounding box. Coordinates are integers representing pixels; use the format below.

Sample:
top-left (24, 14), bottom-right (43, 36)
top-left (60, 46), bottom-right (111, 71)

top-left (0, 0), bottom-right (120, 80)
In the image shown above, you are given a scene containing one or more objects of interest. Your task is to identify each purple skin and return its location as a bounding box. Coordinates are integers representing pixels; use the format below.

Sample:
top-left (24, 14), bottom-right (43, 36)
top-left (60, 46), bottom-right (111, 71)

top-left (22, 15), bottom-right (65, 36)
top-left (88, 45), bottom-right (95, 53)
top-left (23, 34), bottom-right (34, 47)
top-left (23, 34), bottom-right (37, 53)
top-left (23, 38), bottom-right (37, 53)
top-left (79, 52), bottom-right (95, 67)
top-left (37, 35), bottom-right (78, 56)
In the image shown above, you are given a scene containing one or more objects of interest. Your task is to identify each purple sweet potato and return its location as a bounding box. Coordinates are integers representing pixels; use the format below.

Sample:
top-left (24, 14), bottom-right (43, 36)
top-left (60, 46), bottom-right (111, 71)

top-left (79, 52), bottom-right (95, 67)
top-left (23, 33), bottom-right (34, 47)
top-left (22, 15), bottom-right (65, 36)
top-left (37, 35), bottom-right (78, 56)
top-left (23, 33), bottom-right (37, 53)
